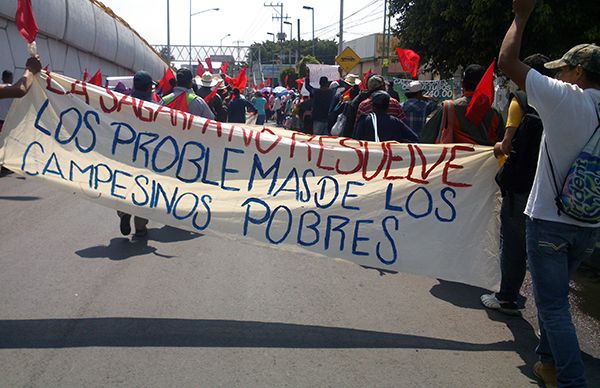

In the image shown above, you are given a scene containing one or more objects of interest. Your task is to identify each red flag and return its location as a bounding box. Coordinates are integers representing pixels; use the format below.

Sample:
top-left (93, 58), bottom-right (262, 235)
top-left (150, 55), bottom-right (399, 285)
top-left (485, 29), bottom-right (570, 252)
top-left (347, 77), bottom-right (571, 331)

top-left (284, 74), bottom-right (289, 88)
top-left (205, 57), bottom-right (214, 74)
top-left (82, 68), bottom-right (89, 82)
top-left (204, 81), bottom-right (222, 104)
top-left (231, 67), bottom-right (248, 90)
top-left (259, 82), bottom-right (265, 89)
top-left (88, 70), bottom-right (102, 86)
top-left (342, 86), bottom-right (352, 100)
top-left (266, 78), bottom-right (271, 86)
top-left (360, 69), bottom-right (372, 90)
top-left (16, 0), bottom-right (39, 44)
top-left (166, 92), bottom-right (189, 113)
top-left (466, 59), bottom-right (496, 126)
top-left (196, 60), bottom-right (205, 77)
top-left (220, 62), bottom-right (229, 74)
top-left (395, 48), bottom-right (421, 78)
top-left (295, 77), bottom-right (304, 91)
top-left (157, 67), bottom-right (175, 95)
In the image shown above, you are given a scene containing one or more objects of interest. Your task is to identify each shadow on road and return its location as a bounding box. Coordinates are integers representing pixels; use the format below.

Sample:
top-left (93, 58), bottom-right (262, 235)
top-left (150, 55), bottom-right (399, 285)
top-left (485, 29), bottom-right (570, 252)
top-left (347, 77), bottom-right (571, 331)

top-left (0, 317), bottom-right (515, 350)
top-left (75, 237), bottom-right (174, 261)
top-left (145, 225), bottom-right (202, 243)
top-left (0, 196), bottom-right (41, 201)
top-left (429, 279), bottom-right (600, 386)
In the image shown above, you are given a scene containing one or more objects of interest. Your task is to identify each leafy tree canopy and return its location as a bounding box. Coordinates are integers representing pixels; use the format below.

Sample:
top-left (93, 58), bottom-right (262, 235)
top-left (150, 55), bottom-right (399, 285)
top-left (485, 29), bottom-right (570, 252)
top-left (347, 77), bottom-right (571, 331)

top-left (389, 0), bottom-right (600, 77)
top-left (248, 39), bottom-right (338, 66)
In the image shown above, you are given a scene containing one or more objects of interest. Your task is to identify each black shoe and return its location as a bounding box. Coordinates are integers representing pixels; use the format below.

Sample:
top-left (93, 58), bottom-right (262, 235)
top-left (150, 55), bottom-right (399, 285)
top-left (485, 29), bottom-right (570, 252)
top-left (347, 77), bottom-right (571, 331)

top-left (498, 301), bottom-right (522, 316)
top-left (119, 214), bottom-right (131, 235)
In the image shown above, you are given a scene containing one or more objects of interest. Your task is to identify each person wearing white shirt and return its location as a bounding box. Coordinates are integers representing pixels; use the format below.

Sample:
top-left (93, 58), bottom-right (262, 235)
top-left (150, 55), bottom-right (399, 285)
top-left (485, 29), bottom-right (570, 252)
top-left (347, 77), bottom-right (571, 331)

top-left (498, 0), bottom-right (600, 386)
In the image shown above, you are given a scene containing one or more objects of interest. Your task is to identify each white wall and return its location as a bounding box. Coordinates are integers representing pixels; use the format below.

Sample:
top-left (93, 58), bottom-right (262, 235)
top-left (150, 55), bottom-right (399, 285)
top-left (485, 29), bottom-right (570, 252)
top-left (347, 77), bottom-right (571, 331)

top-left (0, 0), bottom-right (166, 83)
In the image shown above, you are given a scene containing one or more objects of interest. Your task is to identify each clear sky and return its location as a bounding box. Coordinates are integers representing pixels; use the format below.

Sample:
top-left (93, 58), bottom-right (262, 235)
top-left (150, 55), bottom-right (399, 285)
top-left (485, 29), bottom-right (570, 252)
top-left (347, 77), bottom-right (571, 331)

top-left (99, 0), bottom-right (388, 48)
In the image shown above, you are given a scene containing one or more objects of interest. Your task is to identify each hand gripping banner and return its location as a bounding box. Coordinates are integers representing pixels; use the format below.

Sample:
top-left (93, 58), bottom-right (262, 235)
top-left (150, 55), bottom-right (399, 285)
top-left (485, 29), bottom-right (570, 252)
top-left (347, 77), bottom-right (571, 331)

top-left (0, 72), bottom-right (501, 289)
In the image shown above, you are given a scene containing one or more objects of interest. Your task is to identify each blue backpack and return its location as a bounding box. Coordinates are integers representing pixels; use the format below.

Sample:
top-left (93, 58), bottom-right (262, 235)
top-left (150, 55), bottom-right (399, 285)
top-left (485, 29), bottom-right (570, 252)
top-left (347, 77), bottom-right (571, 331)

top-left (547, 105), bottom-right (600, 223)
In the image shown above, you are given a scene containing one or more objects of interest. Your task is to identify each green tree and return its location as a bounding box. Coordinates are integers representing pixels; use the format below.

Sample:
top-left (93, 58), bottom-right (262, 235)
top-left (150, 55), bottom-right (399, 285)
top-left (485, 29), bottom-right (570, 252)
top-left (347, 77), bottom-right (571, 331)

top-left (389, 0), bottom-right (600, 77)
top-left (280, 67), bottom-right (298, 88)
top-left (247, 39), bottom-right (337, 66)
top-left (297, 55), bottom-right (320, 78)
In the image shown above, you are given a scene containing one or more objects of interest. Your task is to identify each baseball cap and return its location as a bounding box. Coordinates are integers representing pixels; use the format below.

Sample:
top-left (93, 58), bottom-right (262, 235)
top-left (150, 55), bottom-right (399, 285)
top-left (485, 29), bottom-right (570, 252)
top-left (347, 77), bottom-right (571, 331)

top-left (404, 80), bottom-right (423, 94)
top-left (133, 70), bottom-right (153, 90)
top-left (176, 67), bottom-right (193, 86)
top-left (371, 90), bottom-right (390, 108)
top-left (544, 44), bottom-right (600, 74)
top-left (367, 75), bottom-right (385, 91)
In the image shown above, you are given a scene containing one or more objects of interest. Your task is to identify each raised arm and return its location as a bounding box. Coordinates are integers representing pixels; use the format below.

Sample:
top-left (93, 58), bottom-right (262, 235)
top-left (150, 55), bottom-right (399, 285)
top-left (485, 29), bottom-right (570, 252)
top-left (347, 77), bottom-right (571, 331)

top-left (0, 57), bottom-right (42, 99)
top-left (497, 0), bottom-right (536, 91)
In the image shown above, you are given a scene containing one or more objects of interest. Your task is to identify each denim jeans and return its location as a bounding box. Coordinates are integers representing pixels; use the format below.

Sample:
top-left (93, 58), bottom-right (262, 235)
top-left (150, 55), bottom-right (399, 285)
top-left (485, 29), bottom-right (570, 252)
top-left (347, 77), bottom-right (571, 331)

top-left (497, 193), bottom-right (528, 302)
top-left (256, 114), bottom-right (266, 125)
top-left (526, 217), bottom-right (600, 387)
top-left (313, 120), bottom-right (329, 135)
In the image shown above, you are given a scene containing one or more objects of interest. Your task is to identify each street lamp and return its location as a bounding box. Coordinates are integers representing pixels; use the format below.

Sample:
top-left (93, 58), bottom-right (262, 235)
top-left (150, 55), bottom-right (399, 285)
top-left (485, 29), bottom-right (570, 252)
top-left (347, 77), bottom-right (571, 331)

top-left (283, 21), bottom-right (293, 42)
top-left (189, 5), bottom-right (219, 68)
top-left (267, 32), bottom-right (275, 43)
top-left (303, 6), bottom-right (315, 57)
top-left (220, 33), bottom-right (231, 48)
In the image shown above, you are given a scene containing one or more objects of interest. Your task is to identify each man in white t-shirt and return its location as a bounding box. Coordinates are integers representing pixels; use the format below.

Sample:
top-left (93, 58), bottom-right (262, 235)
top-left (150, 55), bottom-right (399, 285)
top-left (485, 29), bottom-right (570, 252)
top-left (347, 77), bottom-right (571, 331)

top-left (498, 1), bottom-right (600, 387)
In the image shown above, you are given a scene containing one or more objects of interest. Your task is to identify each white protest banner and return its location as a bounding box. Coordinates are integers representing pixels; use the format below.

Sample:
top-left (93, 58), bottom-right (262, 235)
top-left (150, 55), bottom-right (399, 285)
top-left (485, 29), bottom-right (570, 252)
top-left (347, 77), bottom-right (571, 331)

top-left (306, 64), bottom-right (341, 88)
top-left (0, 72), bottom-right (501, 289)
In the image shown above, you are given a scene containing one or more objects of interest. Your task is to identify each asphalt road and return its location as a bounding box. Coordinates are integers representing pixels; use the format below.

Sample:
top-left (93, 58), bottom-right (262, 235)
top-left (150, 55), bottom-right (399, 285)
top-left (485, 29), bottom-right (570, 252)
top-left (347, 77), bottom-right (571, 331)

top-left (1, 170), bottom-right (598, 387)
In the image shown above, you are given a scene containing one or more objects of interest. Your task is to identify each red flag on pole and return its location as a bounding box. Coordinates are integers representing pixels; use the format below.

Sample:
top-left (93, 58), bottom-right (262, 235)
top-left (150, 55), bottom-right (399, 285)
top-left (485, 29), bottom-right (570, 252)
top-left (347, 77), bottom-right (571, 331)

top-left (395, 48), bottom-right (421, 78)
top-left (266, 78), bottom-right (271, 86)
top-left (196, 60), bottom-right (205, 77)
top-left (259, 81), bottom-right (265, 89)
top-left (360, 69), bottom-right (372, 90)
top-left (16, 0), bottom-right (39, 44)
top-left (220, 62), bottom-right (229, 74)
top-left (466, 59), bottom-right (496, 126)
top-left (88, 70), bottom-right (102, 86)
top-left (205, 57), bottom-right (214, 74)
top-left (157, 68), bottom-right (175, 95)
top-left (204, 81), bottom-right (222, 104)
top-left (82, 68), bottom-right (89, 82)
top-left (231, 67), bottom-right (248, 90)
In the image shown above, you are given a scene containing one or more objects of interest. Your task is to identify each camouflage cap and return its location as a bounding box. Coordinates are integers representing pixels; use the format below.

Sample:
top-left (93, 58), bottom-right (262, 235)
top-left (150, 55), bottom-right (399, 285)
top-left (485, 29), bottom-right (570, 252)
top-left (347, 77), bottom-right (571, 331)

top-left (544, 44), bottom-right (600, 74)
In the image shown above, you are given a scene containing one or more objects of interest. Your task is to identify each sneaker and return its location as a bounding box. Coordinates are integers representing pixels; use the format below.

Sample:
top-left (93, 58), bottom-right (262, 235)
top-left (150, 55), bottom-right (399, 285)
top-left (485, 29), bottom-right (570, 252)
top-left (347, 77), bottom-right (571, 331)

top-left (119, 214), bottom-right (131, 235)
top-left (480, 293), bottom-right (522, 316)
top-left (533, 361), bottom-right (557, 388)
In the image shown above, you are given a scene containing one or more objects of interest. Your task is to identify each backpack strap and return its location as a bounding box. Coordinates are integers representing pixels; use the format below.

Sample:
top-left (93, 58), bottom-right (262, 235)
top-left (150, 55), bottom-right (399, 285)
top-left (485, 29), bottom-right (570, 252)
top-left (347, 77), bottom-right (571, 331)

top-left (510, 90), bottom-right (528, 112)
top-left (370, 112), bottom-right (380, 142)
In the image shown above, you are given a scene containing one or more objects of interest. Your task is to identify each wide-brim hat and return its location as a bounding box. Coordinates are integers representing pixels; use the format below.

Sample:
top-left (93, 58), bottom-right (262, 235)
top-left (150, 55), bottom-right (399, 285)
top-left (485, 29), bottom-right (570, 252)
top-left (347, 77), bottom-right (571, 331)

top-left (343, 73), bottom-right (361, 86)
top-left (198, 71), bottom-right (218, 87)
top-left (544, 43), bottom-right (600, 74)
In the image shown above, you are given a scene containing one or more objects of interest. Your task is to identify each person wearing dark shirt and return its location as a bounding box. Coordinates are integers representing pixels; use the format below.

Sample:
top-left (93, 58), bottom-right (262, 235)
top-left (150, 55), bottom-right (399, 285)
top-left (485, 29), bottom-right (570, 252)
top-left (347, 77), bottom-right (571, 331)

top-left (305, 75), bottom-right (335, 135)
top-left (353, 91), bottom-right (418, 143)
top-left (118, 70), bottom-right (153, 238)
top-left (386, 80), bottom-right (400, 101)
top-left (196, 72), bottom-right (227, 122)
top-left (227, 88), bottom-right (257, 124)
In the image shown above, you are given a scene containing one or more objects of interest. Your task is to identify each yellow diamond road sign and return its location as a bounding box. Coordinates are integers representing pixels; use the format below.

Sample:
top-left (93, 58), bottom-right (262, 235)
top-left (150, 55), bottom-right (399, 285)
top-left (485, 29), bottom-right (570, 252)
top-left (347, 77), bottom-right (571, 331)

top-left (336, 47), bottom-right (361, 73)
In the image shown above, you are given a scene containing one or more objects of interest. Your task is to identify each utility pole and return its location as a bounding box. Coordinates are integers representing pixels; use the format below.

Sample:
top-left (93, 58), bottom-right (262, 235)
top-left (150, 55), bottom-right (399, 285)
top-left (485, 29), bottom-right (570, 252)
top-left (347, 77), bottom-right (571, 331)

top-left (233, 40), bottom-right (244, 64)
top-left (296, 18), bottom-right (300, 63)
top-left (338, 0), bottom-right (344, 55)
top-left (382, 0), bottom-right (388, 77)
top-left (166, 0), bottom-right (170, 65)
top-left (264, 3), bottom-right (289, 41)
